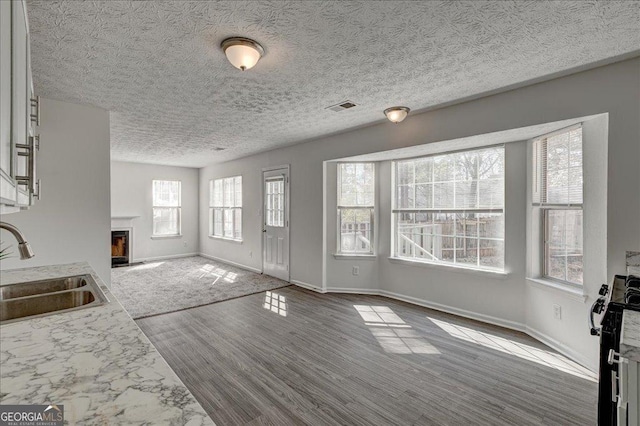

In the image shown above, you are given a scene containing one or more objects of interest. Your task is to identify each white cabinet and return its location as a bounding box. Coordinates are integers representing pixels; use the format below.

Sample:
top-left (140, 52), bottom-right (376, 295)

top-left (0, 0), bottom-right (15, 208)
top-left (0, 0), bottom-right (39, 214)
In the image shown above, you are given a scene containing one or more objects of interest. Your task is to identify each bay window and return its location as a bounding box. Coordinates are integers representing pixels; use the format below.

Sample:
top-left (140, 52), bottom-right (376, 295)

top-left (393, 146), bottom-right (505, 271)
top-left (533, 126), bottom-right (583, 285)
top-left (337, 163), bottom-right (375, 254)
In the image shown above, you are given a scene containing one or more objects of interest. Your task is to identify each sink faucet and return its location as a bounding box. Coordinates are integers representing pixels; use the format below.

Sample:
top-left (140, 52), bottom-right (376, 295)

top-left (0, 222), bottom-right (35, 260)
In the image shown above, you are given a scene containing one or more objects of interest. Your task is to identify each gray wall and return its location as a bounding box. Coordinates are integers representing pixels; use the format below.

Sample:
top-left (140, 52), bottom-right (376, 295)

top-left (0, 98), bottom-right (111, 284)
top-left (110, 161), bottom-right (199, 262)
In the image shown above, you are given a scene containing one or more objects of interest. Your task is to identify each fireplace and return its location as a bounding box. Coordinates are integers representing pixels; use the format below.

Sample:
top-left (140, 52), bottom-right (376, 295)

top-left (111, 230), bottom-right (130, 267)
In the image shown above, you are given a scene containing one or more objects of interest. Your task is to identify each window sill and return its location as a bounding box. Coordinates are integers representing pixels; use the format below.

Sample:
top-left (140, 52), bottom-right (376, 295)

top-left (208, 235), bottom-right (243, 244)
top-left (526, 277), bottom-right (587, 301)
top-left (333, 254), bottom-right (376, 260)
top-left (387, 257), bottom-right (510, 279)
top-left (151, 234), bottom-right (182, 239)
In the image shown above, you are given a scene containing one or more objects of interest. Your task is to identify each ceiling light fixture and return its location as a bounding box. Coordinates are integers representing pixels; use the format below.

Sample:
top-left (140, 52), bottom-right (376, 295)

top-left (384, 106), bottom-right (410, 124)
top-left (221, 37), bottom-right (265, 71)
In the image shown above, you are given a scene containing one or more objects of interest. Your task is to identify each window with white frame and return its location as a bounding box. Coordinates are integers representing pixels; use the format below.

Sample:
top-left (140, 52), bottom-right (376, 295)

top-left (210, 176), bottom-right (242, 240)
top-left (152, 180), bottom-right (181, 236)
top-left (533, 126), bottom-right (583, 285)
top-left (337, 163), bottom-right (375, 254)
top-left (393, 146), bottom-right (505, 270)
top-left (265, 177), bottom-right (285, 228)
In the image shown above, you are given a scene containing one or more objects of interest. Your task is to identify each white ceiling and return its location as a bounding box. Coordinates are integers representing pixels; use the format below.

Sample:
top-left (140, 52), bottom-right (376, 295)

top-left (27, 1), bottom-right (640, 168)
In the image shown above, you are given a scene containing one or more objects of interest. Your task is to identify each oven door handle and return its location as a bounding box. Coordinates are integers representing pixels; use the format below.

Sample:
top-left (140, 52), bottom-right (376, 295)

top-left (608, 349), bottom-right (628, 365)
top-left (590, 297), bottom-right (606, 336)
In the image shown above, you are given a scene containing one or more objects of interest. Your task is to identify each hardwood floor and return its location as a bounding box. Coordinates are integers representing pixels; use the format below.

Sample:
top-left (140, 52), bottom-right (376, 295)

top-left (136, 286), bottom-right (597, 425)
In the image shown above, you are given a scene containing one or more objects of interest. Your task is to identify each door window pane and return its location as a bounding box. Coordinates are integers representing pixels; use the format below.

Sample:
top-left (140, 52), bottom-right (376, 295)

top-left (266, 177), bottom-right (285, 227)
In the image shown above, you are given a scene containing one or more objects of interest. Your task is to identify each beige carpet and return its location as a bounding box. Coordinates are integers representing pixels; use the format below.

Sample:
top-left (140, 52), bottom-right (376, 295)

top-left (110, 256), bottom-right (290, 319)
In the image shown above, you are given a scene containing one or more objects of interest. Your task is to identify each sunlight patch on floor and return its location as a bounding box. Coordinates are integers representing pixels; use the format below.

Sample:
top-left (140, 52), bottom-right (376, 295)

top-left (199, 264), bottom-right (237, 284)
top-left (428, 316), bottom-right (596, 381)
top-left (264, 291), bottom-right (287, 317)
top-left (354, 305), bottom-right (439, 355)
top-left (127, 262), bottom-right (165, 271)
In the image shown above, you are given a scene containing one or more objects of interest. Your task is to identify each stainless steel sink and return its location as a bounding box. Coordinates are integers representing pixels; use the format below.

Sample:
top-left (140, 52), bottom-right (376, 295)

top-left (0, 276), bottom-right (88, 300)
top-left (0, 274), bottom-right (108, 324)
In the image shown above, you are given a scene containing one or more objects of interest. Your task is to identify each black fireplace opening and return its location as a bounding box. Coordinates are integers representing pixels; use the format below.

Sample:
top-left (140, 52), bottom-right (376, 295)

top-left (111, 230), bottom-right (130, 267)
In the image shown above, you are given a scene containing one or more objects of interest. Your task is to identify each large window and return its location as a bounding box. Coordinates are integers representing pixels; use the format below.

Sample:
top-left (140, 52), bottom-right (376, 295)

top-left (337, 163), bottom-right (375, 254)
top-left (533, 126), bottom-right (583, 285)
top-left (393, 146), bottom-right (505, 270)
top-left (210, 176), bottom-right (242, 240)
top-left (152, 180), bottom-right (181, 236)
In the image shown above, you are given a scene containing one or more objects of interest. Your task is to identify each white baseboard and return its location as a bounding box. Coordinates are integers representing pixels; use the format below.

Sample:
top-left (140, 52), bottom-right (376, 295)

top-left (134, 252), bottom-right (198, 263)
top-left (379, 289), bottom-right (527, 333)
top-left (322, 285), bottom-right (596, 372)
top-left (198, 253), bottom-right (262, 274)
top-left (326, 286), bottom-right (381, 295)
top-left (324, 286), bottom-right (525, 332)
top-left (525, 326), bottom-right (597, 373)
top-left (291, 280), bottom-right (325, 293)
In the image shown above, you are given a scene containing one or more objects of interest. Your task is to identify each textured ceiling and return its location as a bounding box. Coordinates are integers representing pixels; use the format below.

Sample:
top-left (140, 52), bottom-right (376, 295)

top-left (27, 1), bottom-right (640, 167)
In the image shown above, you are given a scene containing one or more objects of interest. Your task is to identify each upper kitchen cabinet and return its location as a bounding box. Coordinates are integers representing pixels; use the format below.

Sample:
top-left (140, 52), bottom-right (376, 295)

top-left (0, 0), bottom-right (14, 209)
top-left (0, 0), bottom-right (39, 214)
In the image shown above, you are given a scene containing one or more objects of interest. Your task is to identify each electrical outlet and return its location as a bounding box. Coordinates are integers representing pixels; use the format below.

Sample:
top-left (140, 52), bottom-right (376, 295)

top-left (183, 241), bottom-right (188, 247)
top-left (249, 251), bottom-right (253, 258)
top-left (553, 304), bottom-right (562, 320)
top-left (352, 266), bottom-right (359, 276)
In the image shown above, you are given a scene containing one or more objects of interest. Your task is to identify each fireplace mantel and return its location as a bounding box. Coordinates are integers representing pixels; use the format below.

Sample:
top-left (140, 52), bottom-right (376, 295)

top-left (111, 215), bottom-right (140, 220)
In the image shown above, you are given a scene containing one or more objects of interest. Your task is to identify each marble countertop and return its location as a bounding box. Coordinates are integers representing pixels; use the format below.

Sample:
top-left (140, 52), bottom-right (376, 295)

top-left (621, 310), bottom-right (640, 363)
top-left (0, 262), bottom-right (214, 425)
top-left (628, 265), bottom-right (640, 276)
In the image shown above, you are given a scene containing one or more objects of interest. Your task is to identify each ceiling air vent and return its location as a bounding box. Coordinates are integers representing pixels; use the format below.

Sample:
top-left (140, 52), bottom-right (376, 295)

top-left (325, 100), bottom-right (357, 112)
top-left (214, 147), bottom-right (225, 151)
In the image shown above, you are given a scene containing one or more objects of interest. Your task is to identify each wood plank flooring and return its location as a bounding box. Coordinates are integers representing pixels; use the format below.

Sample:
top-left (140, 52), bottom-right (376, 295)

top-left (136, 286), bottom-right (597, 425)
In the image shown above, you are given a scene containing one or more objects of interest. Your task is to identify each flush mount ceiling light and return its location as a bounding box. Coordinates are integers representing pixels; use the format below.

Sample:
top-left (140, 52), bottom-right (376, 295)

top-left (221, 37), bottom-right (265, 71)
top-left (384, 106), bottom-right (410, 124)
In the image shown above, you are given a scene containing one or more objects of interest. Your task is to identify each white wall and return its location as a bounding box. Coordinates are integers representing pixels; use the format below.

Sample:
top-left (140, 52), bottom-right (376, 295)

top-left (324, 161), bottom-right (380, 291)
top-left (525, 114), bottom-right (609, 368)
top-left (199, 58), bottom-right (640, 370)
top-left (110, 161), bottom-right (199, 262)
top-left (373, 142), bottom-right (529, 326)
top-left (0, 98), bottom-right (111, 284)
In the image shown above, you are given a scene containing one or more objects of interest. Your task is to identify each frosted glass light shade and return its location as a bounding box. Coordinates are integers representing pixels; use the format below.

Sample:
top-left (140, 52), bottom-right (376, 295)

top-left (384, 106), bottom-right (410, 123)
top-left (221, 37), bottom-right (264, 71)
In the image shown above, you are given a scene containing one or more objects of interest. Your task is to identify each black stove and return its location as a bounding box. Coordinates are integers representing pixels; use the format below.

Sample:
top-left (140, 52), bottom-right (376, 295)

top-left (594, 274), bottom-right (640, 425)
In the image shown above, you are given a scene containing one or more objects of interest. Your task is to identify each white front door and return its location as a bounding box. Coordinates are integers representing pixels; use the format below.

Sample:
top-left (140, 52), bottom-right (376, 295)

top-left (262, 167), bottom-right (289, 281)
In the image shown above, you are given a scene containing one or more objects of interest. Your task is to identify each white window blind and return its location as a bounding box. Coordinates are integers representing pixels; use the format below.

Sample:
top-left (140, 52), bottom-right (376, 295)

top-left (210, 176), bottom-right (242, 240)
top-left (152, 180), bottom-right (181, 236)
top-left (393, 146), bottom-right (505, 270)
top-left (337, 163), bottom-right (375, 254)
top-left (533, 126), bottom-right (583, 206)
top-left (532, 125), bottom-right (583, 285)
